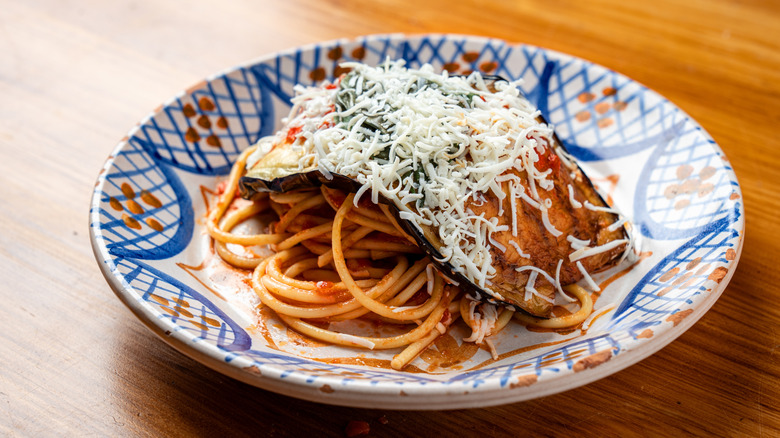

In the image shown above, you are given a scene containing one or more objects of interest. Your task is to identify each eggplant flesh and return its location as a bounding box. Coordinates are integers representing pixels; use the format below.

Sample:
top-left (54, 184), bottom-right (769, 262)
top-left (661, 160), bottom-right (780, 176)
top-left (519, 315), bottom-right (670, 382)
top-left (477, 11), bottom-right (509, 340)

top-left (238, 75), bottom-right (628, 318)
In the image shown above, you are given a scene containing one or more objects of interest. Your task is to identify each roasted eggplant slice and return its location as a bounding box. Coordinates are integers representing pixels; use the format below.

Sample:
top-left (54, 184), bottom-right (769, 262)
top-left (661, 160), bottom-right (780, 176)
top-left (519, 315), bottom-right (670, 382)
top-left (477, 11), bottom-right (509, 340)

top-left (239, 61), bottom-right (628, 317)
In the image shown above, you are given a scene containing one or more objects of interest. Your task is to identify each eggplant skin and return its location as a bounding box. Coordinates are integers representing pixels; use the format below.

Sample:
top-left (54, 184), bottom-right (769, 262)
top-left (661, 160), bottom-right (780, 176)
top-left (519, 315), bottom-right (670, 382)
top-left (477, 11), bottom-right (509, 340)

top-left (239, 171), bottom-right (366, 200)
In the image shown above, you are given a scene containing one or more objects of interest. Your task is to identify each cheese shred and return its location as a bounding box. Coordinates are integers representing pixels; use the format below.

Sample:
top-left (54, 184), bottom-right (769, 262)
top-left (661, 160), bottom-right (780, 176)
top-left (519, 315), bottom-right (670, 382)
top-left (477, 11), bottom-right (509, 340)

top-left (248, 60), bottom-right (560, 291)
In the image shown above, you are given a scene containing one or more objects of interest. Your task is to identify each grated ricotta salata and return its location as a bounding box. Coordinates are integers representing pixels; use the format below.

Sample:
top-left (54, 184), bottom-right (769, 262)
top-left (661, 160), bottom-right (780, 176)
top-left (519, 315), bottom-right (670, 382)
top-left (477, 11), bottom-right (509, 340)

top-left (247, 60), bottom-right (560, 292)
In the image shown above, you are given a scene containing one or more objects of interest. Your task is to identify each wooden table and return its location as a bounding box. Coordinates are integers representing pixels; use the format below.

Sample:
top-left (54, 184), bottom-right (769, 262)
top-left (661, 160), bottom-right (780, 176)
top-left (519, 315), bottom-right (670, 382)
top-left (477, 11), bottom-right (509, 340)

top-left (1, 0), bottom-right (778, 435)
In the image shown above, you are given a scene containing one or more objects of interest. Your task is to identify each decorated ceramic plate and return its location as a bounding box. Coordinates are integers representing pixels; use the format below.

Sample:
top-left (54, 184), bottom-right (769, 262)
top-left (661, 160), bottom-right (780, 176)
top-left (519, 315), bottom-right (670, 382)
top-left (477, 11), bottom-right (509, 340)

top-left (89, 34), bottom-right (743, 409)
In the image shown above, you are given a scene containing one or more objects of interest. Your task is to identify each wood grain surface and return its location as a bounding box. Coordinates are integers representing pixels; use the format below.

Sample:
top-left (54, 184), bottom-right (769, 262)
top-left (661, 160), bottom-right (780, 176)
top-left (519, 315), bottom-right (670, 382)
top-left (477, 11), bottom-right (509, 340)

top-left (1, 0), bottom-right (778, 436)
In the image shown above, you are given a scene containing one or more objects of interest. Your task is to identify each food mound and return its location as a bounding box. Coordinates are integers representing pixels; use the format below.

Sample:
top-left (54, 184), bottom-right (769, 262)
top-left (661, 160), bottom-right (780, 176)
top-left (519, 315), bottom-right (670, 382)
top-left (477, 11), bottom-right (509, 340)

top-left (240, 60), bottom-right (628, 317)
top-left (208, 60), bottom-right (630, 370)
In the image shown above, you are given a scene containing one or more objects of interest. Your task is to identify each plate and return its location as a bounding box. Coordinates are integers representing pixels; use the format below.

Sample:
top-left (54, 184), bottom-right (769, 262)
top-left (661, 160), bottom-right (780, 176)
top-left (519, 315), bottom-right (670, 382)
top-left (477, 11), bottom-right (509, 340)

top-left (89, 34), bottom-right (744, 409)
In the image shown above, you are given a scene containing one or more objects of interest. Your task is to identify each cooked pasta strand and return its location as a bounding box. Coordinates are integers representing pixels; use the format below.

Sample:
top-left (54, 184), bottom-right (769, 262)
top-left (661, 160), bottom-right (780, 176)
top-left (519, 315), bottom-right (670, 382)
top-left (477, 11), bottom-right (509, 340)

top-left (512, 284), bottom-right (593, 328)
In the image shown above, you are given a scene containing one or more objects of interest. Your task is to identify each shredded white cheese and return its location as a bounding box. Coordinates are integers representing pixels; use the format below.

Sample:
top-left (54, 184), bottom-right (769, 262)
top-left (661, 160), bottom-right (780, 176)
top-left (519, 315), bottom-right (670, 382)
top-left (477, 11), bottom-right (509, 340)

top-left (567, 184), bottom-right (583, 208)
top-left (247, 60), bottom-right (636, 308)
top-left (524, 270), bottom-right (539, 302)
top-left (554, 259), bottom-right (576, 303)
top-left (463, 294), bottom-right (501, 344)
top-left (584, 200), bottom-right (620, 215)
top-left (508, 240), bottom-right (531, 259)
top-left (485, 338), bottom-right (499, 360)
top-left (608, 216), bottom-right (628, 232)
top-left (514, 266), bottom-right (555, 304)
top-left (488, 236), bottom-right (507, 253)
top-left (576, 261), bottom-right (600, 292)
top-left (335, 333), bottom-right (376, 349)
top-left (391, 305), bottom-right (421, 313)
top-left (569, 239), bottom-right (629, 262)
top-left (248, 60), bottom-right (560, 294)
top-left (566, 235), bottom-right (591, 250)
top-left (426, 263), bottom-right (435, 295)
top-left (540, 206), bottom-right (563, 237)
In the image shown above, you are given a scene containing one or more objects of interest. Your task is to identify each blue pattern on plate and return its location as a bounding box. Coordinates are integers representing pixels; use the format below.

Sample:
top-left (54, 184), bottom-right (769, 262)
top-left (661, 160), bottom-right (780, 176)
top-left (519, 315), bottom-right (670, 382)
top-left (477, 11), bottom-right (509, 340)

top-left (132, 69), bottom-right (274, 175)
top-left (635, 118), bottom-right (737, 240)
top-left (114, 257), bottom-right (251, 352)
top-left (98, 138), bottom-right (194, 260)
top-left (612, 217), bottom-right (738, 322)
top-left (91, 34), bottom-right (743, 398)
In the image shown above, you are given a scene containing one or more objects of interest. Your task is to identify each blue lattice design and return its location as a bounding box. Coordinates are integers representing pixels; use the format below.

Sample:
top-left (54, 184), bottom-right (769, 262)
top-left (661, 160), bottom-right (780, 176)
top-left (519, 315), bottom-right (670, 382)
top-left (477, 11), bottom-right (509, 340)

top-left (542, 64), bottom-right (674, 163)
top-left (252, 36), bottom-right (546, 108)
top-left (613, 219), bottom-right (738, 323)
top-left (251, 48), bottom-right (325, 103)
top-left (507, 46), bottom-right (556, 101)
top-left (248, 38), bottom-right (408, 106)
top-left (132, 68), bottom-right (272, 176)
top-left (398, 36), bottom-right (551, 98)
top-left (96, 138), bottom-right (193, 260)
top-left (635, 118), bottom-right (736, 240)
top-left (228, 332), bottom-right (624, 387)
top-left (90, 34), bottom-right (744, 407)
top-left (446, 334), bottom-right (622, 388)
top-left (114, 257), bottom-right (251, 352)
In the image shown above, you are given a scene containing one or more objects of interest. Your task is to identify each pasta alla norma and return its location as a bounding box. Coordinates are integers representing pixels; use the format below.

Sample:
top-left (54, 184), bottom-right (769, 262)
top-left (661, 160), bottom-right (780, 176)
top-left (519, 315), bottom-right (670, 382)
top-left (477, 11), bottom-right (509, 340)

top-left (207, 60), bottom-right (630, 370)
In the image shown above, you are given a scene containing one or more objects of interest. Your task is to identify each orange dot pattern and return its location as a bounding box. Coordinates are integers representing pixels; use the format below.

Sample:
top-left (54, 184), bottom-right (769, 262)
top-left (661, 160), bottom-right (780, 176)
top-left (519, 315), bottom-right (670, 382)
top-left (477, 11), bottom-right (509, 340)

top-left (666, 309), bottom-right (693, 327)
top-left (196, 115), bottom-right (211, 129)
top-left (146, 218), bottom-right (164, 232)
top-left (126, 199), bottom-right (144, 215)
top-left (327, 46), bottom-right (343, 61)
top-left (198, 97), bottom-right (215, 112)
top-left (663, 164), bottom-right (718, 210)
top-left (112, 182), bottom-right (166, 233)
top-left (442, 62), bottom-right (460, 73)
top-left (436, 52), bottom-right (503, 77)
top-left (351, 46), bottom-right (366, 60)
top-left (184, 127), bottom-right (200, 143)
top-left (303, 46), bottom-right (504, 87)
top-left (309, 67), bottom-right (326, 82)
top-left (206, 134), bottom-right (221, 147)
top-left (140, 190), bottom-right (162, 208)
top-left (181, 95), bottom-right (230, 148)
top-left (109, 197), bottom-right (123, 211)
top-left (333, 65), bottom-right (351, 77)
top-left (574, 87), bottom-right (629, 129)
top-left (655, 253), bottom-right (731, 298)
top-left (462, 52), bottom-right (480, 63)
top-left (306, 44), bottom-right (362, 82)
top-left (122, 213), bottom-right (141, 230)
top-left (146, 293), bottom-right (221, 331)
top-left (479, 61), bottom-right (497, 73)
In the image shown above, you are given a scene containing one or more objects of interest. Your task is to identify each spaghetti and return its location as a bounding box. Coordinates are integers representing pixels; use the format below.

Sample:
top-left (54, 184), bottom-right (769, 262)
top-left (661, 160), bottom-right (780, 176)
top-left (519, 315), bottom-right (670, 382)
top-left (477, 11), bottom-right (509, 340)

top-left (207, 145), bottom-right (595, 370)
